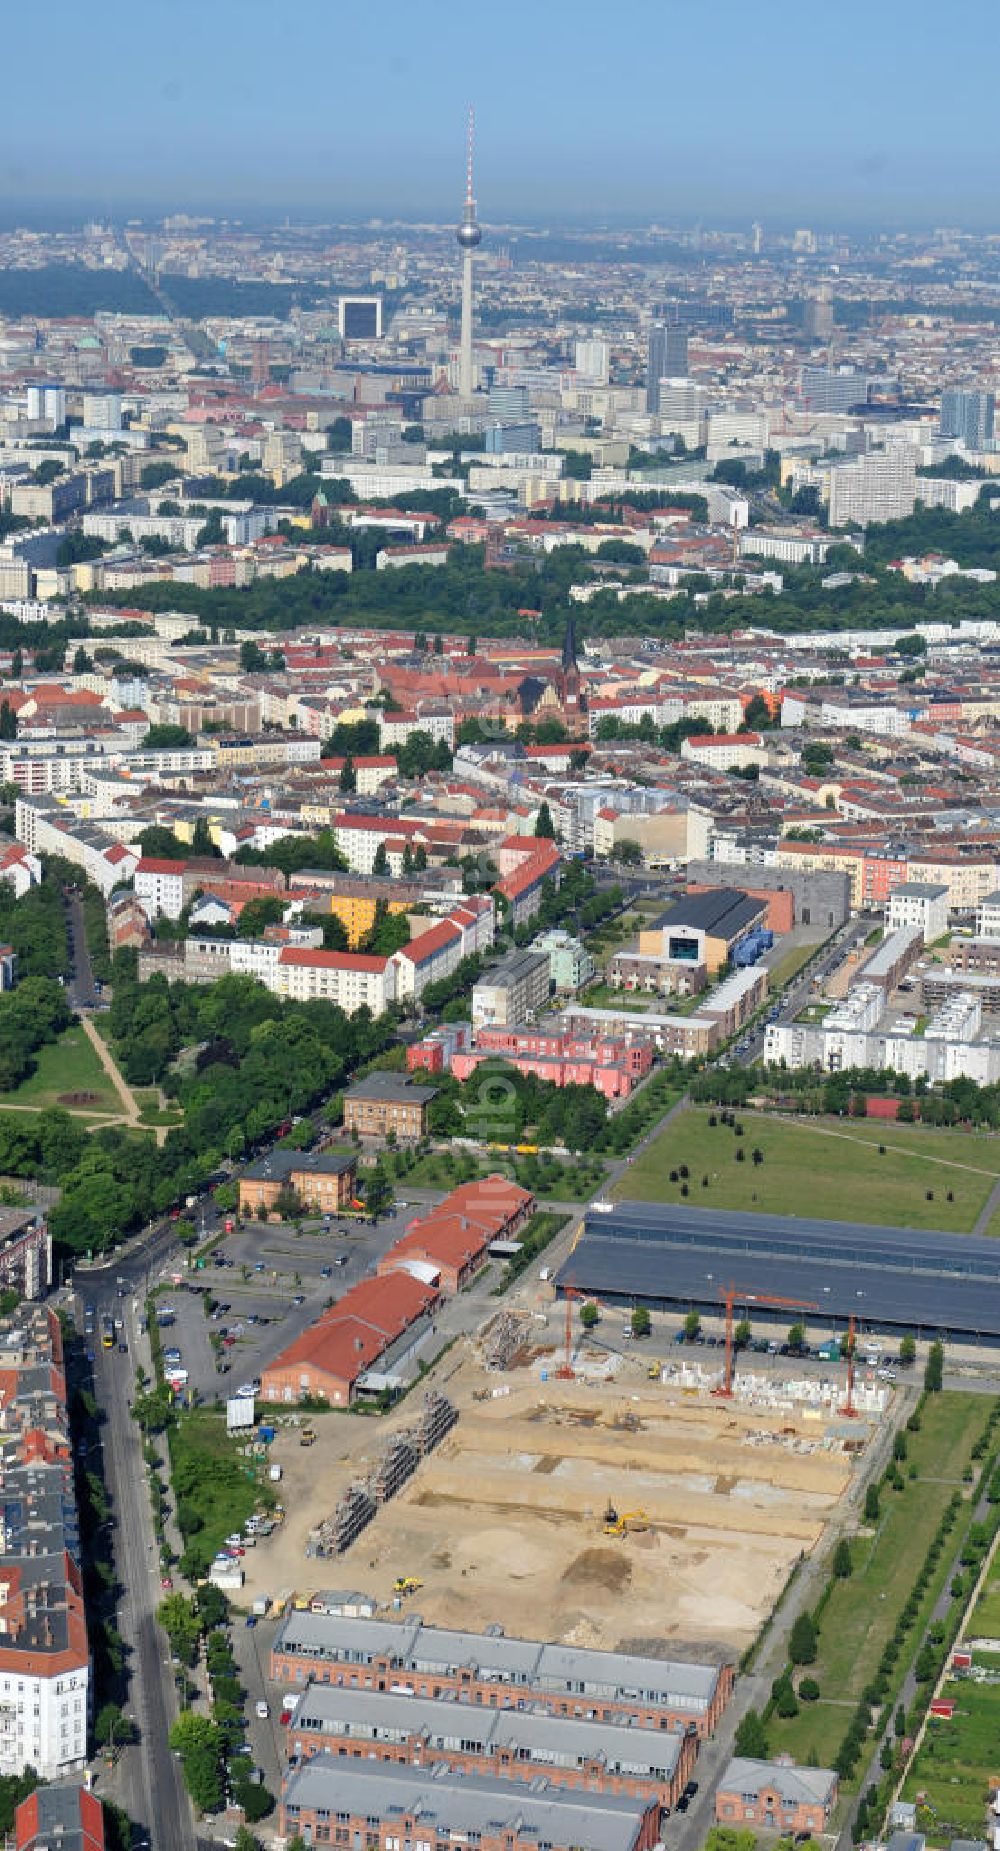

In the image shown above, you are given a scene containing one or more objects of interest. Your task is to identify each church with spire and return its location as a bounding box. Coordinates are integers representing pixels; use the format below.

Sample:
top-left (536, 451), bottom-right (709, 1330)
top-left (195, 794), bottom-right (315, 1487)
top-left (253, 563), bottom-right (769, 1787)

top-left (558, 614), bottom-right (584, 722)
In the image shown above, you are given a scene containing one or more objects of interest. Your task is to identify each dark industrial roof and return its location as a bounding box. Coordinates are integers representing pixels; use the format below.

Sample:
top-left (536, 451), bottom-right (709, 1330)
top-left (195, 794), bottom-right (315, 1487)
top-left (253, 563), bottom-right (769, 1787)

top-left (556, 1201), bottom-right (1000, 1337)
top-left (649, 889), bottom-right (766, 939)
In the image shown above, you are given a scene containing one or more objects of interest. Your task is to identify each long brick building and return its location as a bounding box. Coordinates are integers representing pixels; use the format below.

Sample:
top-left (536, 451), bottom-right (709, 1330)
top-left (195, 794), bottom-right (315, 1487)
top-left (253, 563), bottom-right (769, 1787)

top-left (284, 1682), bottom-right (697, 1811)
top-left (270, 1613), bottom-right (734, 1740)
top-left (280, 1756), bottom-right (659, 1851)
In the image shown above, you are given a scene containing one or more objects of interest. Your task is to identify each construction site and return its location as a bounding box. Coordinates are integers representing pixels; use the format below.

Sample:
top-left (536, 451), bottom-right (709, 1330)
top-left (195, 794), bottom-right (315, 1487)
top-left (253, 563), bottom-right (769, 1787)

top-left (238, 1311), bottom-right (880, 1653)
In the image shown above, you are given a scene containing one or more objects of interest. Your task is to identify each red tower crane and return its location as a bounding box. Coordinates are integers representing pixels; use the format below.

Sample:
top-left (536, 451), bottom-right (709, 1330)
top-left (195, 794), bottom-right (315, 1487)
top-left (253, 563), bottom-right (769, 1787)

top-left (840, 1314), bottom-right (859, 1417)
top-left (716, 1285), bottom-right (819, 1398)
top-left (557, 1288), bottom-right (582, 1380)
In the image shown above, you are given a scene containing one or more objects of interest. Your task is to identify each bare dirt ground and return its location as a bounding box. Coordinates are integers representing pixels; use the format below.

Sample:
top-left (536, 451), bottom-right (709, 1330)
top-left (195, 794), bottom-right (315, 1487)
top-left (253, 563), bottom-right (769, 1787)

top-left (242, 1350), bottom-right (860, 1655)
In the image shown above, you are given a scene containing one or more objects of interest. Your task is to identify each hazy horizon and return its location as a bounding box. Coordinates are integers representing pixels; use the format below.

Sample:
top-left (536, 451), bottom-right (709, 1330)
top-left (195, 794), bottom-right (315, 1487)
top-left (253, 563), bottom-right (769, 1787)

top-left (2, 0), bottom-right (995, 230)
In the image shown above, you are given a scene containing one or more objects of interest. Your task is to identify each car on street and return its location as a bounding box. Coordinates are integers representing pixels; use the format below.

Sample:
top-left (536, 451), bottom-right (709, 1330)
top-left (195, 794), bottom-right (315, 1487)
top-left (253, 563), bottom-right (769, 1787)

top-left (235, 1383), bottom-right (254, 1398)
top-left (255, 1701), bottom-right (269, 1720)
top-left (245, 1615), bottom-right (257, 1628)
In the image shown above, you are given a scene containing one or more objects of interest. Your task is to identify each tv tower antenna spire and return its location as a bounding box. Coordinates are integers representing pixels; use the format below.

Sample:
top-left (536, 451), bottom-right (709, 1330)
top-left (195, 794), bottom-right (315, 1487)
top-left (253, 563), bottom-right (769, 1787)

top-left (456, 105), bottom-right (481, 399)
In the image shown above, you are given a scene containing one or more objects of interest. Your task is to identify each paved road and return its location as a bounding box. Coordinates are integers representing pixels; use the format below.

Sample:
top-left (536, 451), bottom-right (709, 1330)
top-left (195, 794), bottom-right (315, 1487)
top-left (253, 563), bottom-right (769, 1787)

top-left (66, 888), bottom-right (100, 1010)
top-left (736, 920), bottom-right (868, 1067)
top-left (89, 1290), bottom-right (195, 1851)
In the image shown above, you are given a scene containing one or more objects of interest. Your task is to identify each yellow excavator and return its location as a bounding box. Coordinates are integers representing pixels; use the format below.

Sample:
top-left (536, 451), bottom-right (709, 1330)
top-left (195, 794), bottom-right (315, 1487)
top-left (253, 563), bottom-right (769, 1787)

top-left (602, 1501), bottom-right (650, 1537)
top-left (393, 1576), bottom-right (423, 1595)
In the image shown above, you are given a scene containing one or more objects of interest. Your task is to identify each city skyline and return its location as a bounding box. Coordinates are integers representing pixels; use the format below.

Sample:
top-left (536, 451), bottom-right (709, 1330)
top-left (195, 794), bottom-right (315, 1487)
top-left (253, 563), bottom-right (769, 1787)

top-left (3, 0), bottom-right (996, 227)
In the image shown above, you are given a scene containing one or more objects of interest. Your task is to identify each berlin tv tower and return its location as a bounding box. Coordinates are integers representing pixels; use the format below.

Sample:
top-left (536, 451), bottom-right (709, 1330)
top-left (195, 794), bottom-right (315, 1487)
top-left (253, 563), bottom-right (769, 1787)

top-left (456, 107), bottom-right (481, 398)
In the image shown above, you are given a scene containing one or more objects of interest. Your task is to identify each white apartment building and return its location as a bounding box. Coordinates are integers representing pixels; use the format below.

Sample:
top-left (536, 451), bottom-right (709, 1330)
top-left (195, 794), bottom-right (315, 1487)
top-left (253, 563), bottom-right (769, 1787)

top-left (706, 410), bottom-right (770, 452)
top-left (827, 447), bottom-right (917, 527)
top-left (919, 475), bottom-right (987, 513)
top-left (330, 816), bottom-right (412, 875)
top-left (656, 688), bottom-right (744, 733)
top-left (14, 797), bottom-right (136, 895)
top-left (887, 882), bottom-right (949, 944)
top-left (574, 339), bottom-right (610, 383)
top-left (680, 731), bottom-right (767, 771)
top-left (134, 856), bottom-right (186, 920)
top-left (275, 948), bottom-right (395, 1013)
top-left (977, 890), bottom-right (1000, 938)
top-left (0, 1307), bottom-right (89, 1781)
top-left (379, 709), bottom-right (455, 749)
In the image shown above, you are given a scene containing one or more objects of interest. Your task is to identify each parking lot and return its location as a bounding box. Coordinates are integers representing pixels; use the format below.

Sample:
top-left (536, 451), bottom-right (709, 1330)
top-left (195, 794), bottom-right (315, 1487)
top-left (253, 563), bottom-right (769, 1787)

top-left (151, 1201), bottom-right (431, 1403)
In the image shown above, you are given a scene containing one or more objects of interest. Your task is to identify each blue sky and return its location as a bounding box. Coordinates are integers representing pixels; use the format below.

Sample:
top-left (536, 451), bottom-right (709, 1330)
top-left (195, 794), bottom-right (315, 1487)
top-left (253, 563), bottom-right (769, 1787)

top-left (3, 0), bottom-right (995, 225)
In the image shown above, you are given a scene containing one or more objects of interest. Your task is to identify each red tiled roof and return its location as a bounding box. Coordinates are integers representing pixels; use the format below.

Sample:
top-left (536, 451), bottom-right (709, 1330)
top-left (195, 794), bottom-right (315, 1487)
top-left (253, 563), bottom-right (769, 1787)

top-left (278, 947), bottom-right (388, 973)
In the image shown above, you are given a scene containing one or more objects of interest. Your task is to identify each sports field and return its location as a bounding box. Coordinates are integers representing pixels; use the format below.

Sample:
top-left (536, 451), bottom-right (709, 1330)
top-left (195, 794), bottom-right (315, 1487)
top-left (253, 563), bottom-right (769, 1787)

top-left (618, 1107), bottom-right (1000, 1232)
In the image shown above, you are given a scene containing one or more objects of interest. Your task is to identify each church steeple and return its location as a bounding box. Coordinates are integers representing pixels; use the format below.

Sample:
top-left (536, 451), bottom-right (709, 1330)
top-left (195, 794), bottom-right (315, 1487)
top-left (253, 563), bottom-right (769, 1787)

top-left (559, 614), bottom-right (583, 717)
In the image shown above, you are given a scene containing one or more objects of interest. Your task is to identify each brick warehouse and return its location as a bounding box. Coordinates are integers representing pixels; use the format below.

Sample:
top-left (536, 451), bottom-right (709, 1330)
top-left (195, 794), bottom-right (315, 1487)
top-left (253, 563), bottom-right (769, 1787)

top-left (270, 1613), bottom-right (734, 1740)
top-left (284, 1682), bottom-right (698, 1811)
top-left (280, 1757), bottom-right (660, 1851)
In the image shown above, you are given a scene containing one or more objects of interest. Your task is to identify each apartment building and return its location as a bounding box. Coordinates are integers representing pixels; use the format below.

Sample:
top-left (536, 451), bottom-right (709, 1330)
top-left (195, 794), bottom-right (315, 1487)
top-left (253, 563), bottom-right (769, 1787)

top-left (827, 447), bottom-right (917, 527)
top-left (532, 928), bottom-right (595, 991)
top-left (15, 1785), bottom-right (106, 1851)
top-left (14, 799), bottom-right (136, 896)
top-left (680, 731), bottom-right (767, 771)
top-left (0, 1308), bottom-right (89, 1780)
top-left (472, 950), bottom-right (551, 1028)
top-left (390, 919), bottom-right (462, 1000)
top-left (886, 882), bottom-right (949, 944)
top-left (134, 857), bottom-right (186, 920)
top-left (977, 890), bottom-right (1000, 938)
top-left (0, 1209), bottom-right (52, 1300)
top-left (452, 1025), bottom-right (655, 1100)
top-left (276, 948), bottom-right (395, 1013)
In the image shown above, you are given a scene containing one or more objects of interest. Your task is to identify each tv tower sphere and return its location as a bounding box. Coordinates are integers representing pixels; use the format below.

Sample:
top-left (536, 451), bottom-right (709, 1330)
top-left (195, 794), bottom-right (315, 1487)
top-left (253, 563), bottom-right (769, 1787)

top-left (457, 108), bottom-right (480, 397)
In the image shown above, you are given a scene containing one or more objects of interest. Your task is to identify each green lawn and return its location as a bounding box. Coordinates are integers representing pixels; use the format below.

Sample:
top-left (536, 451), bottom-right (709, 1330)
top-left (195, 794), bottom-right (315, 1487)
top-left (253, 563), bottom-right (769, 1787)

top-left (769, 941), bottom-right (823, 988)
top-left (902, 1679), bottom-right (1000, 1842)
top-left (390, 1146), bottom-right (607, 1202)
top-left (768, 1394), bottom-right (989, 1767)
top-left (580, 981), bottom-right (659, 1013)
top-left (970, 1562), bottom-right (1000, 1640)
top-left (0, 1025), bottom-right (122, 1116)
top-left (617, 1107), bottom-right (1000, 1230)
top-left (169, 1408), bottom-right (274, 1579)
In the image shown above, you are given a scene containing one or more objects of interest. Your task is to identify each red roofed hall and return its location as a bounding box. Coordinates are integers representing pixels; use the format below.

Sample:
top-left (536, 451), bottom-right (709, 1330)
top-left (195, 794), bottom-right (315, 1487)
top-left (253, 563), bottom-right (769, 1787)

top-left (379, 1176), bottom-right (535, 1294)
top-left (260, 1271), bottom-right (439, 1406)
